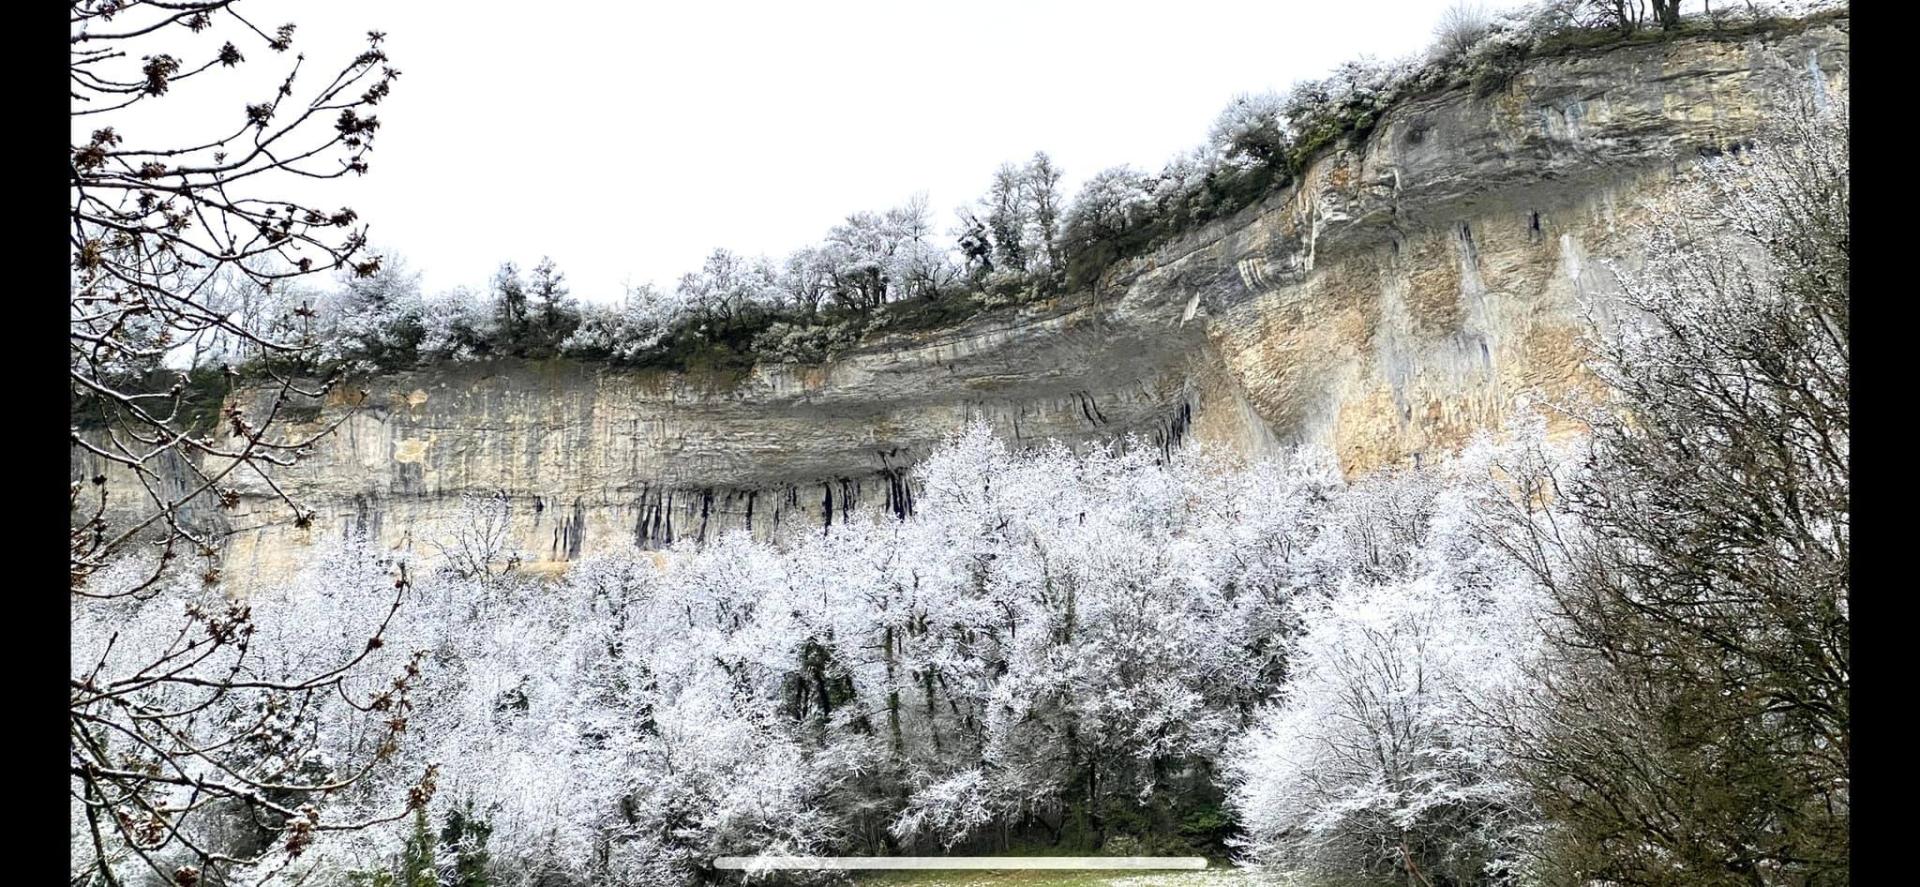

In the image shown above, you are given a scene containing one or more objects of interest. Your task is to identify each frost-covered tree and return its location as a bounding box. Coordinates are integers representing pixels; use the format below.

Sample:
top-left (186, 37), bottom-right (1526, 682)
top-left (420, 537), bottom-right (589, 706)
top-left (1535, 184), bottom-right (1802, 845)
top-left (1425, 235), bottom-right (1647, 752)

top-left (675, 249), bottom-right (779, 326)
top-left (1227, 576), bottom-right (1541, 886)
top-left (1502, 99), bottom-right (1849, 887)
top-left (1061, 166), bottom-right (1158, 291)
top-left (1223, 430), bottom-right (1559, 886)
top-left (953, 208), bottom-right (995, 280)
top-left (1432, 1), bottom-right (1493, 60)
top-left (982, 163), bottom-right (1030, 275)
top-left (490, 262), bottom-right (529, 349)
top-left (419, 285), bottom-right (497, 361)
top-left (432, 493), bottom-right (525, 581)
top-left (525, 257), bottom-right (580, 356)
top-left (561, 282), bottom-right (684, 363)
top-left (69, 3), bottom-right (430, 884)
top-left (1281, 56), bottom-right (1414, 166)
top-left (490, 259), bottom-right (584, 358)
top-left (821, 196), bottom-right (949, 312)
top-left (1209, 92), bottom-right (1289, 171)
top-left (318, 252), bottom-right (426, 371)
top-left (965, 156), bottom-right (1076, 298)
top-left (1022, 152), bottom-right (1066, 288)
top-left (823, 217), bottom-right (891, 313)
top-left (891, 194), bottom-right (949, 298)
top-left (779, 246), bottom-right (838, 320)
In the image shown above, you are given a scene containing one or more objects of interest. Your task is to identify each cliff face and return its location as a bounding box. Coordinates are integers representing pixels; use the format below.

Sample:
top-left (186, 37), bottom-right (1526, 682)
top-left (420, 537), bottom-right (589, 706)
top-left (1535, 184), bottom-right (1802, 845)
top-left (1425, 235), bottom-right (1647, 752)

top-left (78, 20), bottom-right (1848, 585)
top-left (1164, 18), bottom-right (1848, 473)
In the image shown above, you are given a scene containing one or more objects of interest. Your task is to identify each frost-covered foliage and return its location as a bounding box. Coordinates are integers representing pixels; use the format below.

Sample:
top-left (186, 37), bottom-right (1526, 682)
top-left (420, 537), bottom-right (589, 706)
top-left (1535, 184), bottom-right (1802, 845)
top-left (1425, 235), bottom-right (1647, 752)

top-left (1223, 430), bottom-right (1566, 886)
top-left (560, 283), bottom-right (684, 362)
top-left (419, 284), bottom-right (497, 363)
top-left (1432, 2), bottom-right (1493, 61)
top-left (1227, 581), bottom-right (1534, 883)
top-left (672, 249), bottom-right (783, 325)
top-left (1278, 57), bottom-right (1420, 168)
top-left (952, 154), bottom-right (1068, 301)
top-left (316, 255), bottom-right (427, 372)
top-left (1208, 93), bottom-right (1289, 172)
top-left (430, 492), bottom-right (526, 580)
top-left (69, 543), bottom-right (435, 887)
top-left (1059, 166), bottom-right (1158, 291)
top-left (74, 416), bottom-right (1585, 886)
top-left (294, 194), bottom-right (967, 375)
top-left (826, 194), bottom-right (954, 308)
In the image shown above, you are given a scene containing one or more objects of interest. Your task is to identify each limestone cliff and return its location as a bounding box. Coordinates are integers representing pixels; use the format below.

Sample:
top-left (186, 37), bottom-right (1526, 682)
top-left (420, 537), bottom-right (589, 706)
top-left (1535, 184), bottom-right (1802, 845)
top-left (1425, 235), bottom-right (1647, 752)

top-left (75, 19), bottom-right (1849, 585)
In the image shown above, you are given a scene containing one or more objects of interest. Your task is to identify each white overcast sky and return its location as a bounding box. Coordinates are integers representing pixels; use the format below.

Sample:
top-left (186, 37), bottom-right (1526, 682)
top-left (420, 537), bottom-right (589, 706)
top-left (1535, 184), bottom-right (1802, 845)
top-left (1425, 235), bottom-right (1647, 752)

top-left (99, 0), bottom-right (1520, 303)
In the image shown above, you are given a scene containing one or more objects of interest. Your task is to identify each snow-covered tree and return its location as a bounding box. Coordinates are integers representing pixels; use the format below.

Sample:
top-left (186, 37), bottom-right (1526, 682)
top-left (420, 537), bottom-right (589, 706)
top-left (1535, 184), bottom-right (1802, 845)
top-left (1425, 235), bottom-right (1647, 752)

top-left (491, 262), bottom-right (530, 348)
top-left (1432, 1), bottom-right (1493, 61)
top-left (821, 196), bottom-right (950, 312)
top-left (431, 492), bottom-right (525, 581)
top-left (1022, 152), bottom-right (1066, 286)
top-left (778, 246), bottom-right (839, 320)
top-left (1061, 166), bottom-right (1158, 290)
top-left (316, 252), bottom-right (426, 371)
top-left (1225, 512), bottom-right (1542, 884)
top-left (70, 4), bottom-right (422, 883)
top-left (1280, 56), bottom-right (1415, 162)
top-left (1221, 419), bottom-right (1582, 886)
top-left (1209, 92), bottom-right (1289, 171)
top-left (982, 163), bottom-right (1030, 275)
top-left (561, 282), bottom-right (685, 362)
top-left (419, 285), bottom-right (498, 361)
top-left (675, 249), bottom-right (780, 326)
top-left (526, 257), bottom-right (580, 355)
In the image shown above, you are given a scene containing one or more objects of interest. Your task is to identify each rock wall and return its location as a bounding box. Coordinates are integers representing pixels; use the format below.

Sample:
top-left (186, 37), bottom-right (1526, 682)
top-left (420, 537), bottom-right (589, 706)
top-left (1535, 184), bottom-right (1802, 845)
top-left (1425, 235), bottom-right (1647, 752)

top-left (1147, 19), bottom-right (1848, 470)
top-left (74, 18), bottom-right (1848, 586)
top-left (213, 307), bottom-right (1208, 581)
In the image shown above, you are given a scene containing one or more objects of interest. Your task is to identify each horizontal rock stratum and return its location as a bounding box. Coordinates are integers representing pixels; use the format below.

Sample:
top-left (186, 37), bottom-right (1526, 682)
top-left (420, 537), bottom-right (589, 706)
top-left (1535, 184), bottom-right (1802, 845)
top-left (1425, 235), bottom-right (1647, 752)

top-left (76, 18), bottom-right (1849, 587)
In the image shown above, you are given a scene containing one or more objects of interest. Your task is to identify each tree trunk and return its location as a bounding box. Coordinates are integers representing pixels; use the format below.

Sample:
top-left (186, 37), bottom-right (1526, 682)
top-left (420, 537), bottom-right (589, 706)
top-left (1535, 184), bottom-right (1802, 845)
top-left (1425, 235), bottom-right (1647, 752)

top-left (884, 627), bottom-right (904, 756)
top-left (1652, 0), bottom-right (1682, 29)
